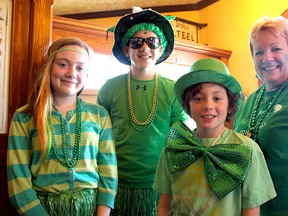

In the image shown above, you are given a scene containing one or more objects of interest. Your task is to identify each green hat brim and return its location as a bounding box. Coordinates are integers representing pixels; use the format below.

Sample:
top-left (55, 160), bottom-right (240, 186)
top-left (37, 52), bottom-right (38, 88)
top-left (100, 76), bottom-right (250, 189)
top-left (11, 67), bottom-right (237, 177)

top-left (111, 9), bottom-right (175, 65)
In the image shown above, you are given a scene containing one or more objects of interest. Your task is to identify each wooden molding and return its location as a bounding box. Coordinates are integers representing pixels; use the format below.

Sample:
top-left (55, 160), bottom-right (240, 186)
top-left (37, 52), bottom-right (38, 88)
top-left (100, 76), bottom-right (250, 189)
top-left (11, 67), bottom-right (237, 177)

top-left (57, 0), bottom-right (219, 19)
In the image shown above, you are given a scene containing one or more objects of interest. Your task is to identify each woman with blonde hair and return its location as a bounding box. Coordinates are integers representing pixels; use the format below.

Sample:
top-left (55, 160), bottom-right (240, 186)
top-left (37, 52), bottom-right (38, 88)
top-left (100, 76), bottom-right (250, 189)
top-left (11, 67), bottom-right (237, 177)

top-left (234, 16), bottom-right (288, 215)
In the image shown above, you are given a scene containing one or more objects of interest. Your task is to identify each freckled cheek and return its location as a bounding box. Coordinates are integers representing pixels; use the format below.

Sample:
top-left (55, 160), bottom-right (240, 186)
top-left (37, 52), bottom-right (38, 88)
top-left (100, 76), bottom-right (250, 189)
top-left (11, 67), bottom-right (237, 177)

top-left (189, 106), bottom-right (201, 118)
top-left (51, 67), bottom-right (65, 78)
top-left (253, 59), bottom-right (263, 73)
top-left (220, 106), bottom-right (229, 116)
top-left (50, 75), bottom-right (59, 85)
top-left (252, 56), bottom-right (261, 64)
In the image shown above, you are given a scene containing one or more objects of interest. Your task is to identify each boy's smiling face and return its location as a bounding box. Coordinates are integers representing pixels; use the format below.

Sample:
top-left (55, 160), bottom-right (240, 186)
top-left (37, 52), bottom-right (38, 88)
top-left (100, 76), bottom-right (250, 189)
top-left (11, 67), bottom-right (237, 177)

top-left (189, 82), bottom-right (229, 138)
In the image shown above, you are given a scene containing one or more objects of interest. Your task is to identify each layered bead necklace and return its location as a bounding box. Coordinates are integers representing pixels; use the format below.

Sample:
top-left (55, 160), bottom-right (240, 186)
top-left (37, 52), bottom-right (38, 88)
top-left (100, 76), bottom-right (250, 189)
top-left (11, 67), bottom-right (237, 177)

top-left (48, 97), bottom-right (82, 168)
top-left (127, 71), bottom-right (159, 131)
top-left (247, 80), bottom-right (288, 141)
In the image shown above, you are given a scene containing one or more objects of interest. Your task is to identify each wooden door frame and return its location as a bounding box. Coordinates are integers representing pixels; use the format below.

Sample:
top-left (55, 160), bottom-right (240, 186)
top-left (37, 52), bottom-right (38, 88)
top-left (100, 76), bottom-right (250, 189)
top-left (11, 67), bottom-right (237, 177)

top-left (1, 0), bottom-right (53, 214)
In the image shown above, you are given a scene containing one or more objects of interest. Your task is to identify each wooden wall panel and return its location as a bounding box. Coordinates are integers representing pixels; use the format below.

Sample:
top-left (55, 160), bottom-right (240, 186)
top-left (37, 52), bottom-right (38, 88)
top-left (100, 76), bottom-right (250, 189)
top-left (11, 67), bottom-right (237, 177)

top-left (28, 0), bottom-right (54, 88)
top-left (53, 16), bottom-right (114, 55)
top-left (1, 0), bottom-right (54, 215)
top-left (8, 0), bottom-right (31, 127)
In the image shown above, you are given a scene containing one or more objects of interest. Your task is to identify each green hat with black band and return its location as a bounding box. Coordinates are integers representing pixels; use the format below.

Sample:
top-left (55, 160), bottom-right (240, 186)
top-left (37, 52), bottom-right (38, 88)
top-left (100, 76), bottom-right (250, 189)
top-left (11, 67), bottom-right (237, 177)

top-left (110, 8), bottom-right (175, 65)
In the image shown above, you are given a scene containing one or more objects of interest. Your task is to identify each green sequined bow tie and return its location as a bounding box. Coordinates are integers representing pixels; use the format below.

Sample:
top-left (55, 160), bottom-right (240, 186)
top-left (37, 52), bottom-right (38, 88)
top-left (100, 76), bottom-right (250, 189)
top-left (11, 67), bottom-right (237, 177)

top-left (165, 121), bottom-right (252, 199)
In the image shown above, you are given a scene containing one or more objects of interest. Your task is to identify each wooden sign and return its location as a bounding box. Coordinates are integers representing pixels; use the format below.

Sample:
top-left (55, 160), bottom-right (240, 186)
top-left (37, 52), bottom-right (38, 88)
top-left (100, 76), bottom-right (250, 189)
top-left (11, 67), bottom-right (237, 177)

top-left (171, 17), bottom-right (207, 44)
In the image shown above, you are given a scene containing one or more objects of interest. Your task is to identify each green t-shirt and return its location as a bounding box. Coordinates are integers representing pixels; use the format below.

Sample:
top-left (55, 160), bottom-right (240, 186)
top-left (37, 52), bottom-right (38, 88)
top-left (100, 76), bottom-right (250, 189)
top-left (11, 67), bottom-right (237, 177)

top-left (153, 127), bottom-right (276, 215)
top-left (97, 73), bottom-right (188, 188)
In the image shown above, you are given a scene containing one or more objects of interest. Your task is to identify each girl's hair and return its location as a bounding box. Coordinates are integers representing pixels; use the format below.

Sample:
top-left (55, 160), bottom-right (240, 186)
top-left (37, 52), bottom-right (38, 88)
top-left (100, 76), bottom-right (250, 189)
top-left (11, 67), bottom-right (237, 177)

top-left (26, 37), bottom-right (91, 157)
top-left (249, 16), bottom-right (288, 55)
top-left (182, 83), bottom-right (240, 122)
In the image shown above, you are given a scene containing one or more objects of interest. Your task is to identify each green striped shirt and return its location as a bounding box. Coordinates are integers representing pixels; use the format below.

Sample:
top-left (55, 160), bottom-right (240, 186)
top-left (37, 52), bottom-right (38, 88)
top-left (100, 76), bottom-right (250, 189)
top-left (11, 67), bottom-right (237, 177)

top-left (7, 98), bottom-right (117, 215)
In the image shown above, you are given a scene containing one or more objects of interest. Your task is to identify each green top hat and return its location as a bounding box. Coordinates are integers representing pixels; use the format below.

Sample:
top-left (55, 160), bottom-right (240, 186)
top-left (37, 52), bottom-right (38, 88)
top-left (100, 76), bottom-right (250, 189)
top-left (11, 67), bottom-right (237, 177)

top-left (174, 58), bottom-right (243, 105)
top-left (111, 9), bottom-right (175, 65)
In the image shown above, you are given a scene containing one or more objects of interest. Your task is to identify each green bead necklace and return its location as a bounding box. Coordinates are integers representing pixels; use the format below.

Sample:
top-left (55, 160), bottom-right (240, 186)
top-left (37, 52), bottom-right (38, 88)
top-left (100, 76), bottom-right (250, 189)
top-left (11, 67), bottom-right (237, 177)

top-left (247, 80), bottom-right (288, 140)
top-left (127, 71), bottom-right (159, 131)
top-left (48, 97), bottom-right (82, 168)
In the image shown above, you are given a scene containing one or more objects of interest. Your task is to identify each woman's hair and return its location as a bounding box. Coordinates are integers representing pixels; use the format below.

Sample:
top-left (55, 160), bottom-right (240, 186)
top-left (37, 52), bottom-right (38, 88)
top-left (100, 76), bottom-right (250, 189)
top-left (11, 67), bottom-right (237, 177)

top-left (26, 37), bottom-right (91, 157)
top-left (182, 83), bottom-right (240, 122)
top-left (249, 16), bottom-right (288, 55)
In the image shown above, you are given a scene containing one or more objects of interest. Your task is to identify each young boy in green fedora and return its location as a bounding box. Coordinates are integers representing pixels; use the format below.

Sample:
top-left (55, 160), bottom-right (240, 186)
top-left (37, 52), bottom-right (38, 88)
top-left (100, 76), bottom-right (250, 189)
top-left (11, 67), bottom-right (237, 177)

top-left (153, 58), bottom-right (276, 215)
top-left (97, 8), bottom-right (187, 216)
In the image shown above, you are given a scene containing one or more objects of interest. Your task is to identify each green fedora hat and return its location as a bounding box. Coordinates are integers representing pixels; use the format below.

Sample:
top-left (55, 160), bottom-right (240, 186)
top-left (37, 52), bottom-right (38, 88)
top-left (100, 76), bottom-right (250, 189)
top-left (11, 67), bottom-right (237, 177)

top-left (174, 58), bottom-right (243, 105)
top-left (111, 9), bottom-right (175, 65)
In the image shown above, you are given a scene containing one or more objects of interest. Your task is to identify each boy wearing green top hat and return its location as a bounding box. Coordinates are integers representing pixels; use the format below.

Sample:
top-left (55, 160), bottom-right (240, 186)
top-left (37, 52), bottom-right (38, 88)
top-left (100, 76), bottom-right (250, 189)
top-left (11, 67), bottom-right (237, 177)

top-left (97, 8), bottom-right (187, 216)
top-left (153, 58), bottom-right (276, 215)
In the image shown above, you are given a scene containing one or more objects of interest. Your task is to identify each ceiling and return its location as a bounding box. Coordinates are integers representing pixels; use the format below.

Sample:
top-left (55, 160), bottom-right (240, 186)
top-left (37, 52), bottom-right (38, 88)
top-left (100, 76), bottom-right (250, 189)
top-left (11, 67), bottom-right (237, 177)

top-left (53, 0), bottom-right (219, 20)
